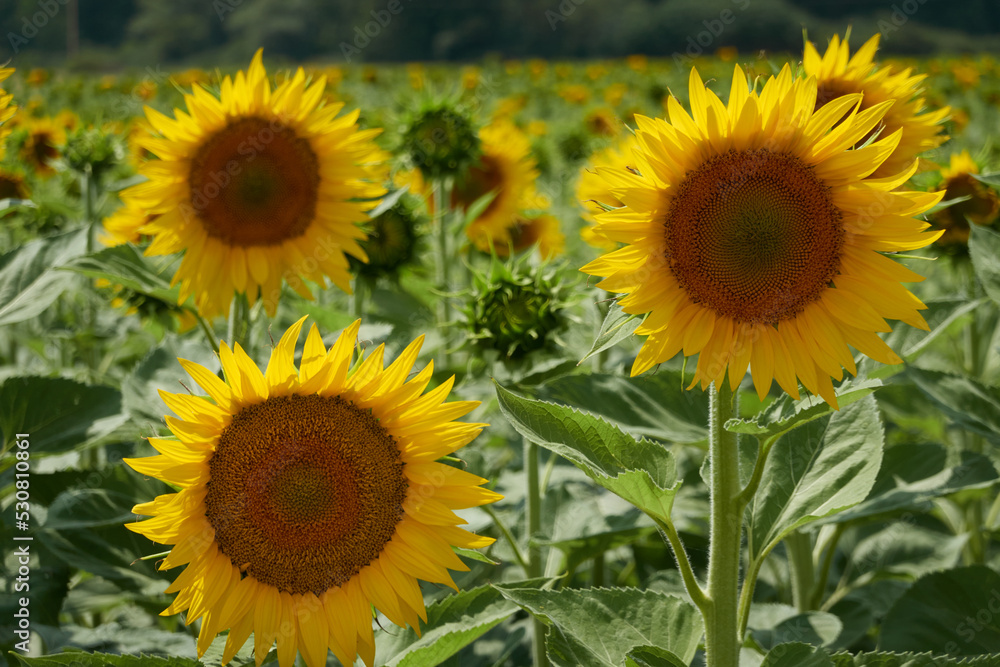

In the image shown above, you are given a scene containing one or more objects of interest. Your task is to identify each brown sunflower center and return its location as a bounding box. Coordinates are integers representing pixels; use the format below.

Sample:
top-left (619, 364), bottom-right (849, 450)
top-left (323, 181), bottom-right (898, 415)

top-left (452, 155), bottom-right (503, 217)
top-left (665, 148), bottom-right (844, 324)
top-left (188, 117), bottom-right (320, 246)
top-left (204, 393), bottom-right (407, 596)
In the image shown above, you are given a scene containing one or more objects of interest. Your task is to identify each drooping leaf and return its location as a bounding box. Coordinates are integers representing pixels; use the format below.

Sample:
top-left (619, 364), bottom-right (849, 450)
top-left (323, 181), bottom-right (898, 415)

top-left (760, 643), bottom-right (835, 667)
top-left (970, 223), bottom-right (1000, 306)
top-left (580, 300), bottom-right (640, 364)
top-left (538, 372), bottom-right (707, 444)
top-left (495, 383), bottom-right (680, 524)
top-left (748, 396), bottom-right (884, 561)
top-left (880, 566), bottom-right (1000, 656)
top-left (748, 604), bottom-right (843, 650)
top-left (0, 228), bottom-right (88, 326)
top-left (725, 379), bottom-right (880, 441)
top-left (624, 646), bottom-right (688, 667)
top-left (842, 524), bottom-right (966, 588)
top-left (904, 367), bottom-right (1000, 446)
top-left (830, 650), bottom-right (1000, 666)
top-left (43, 488), bottom-right (138, 530)
top-left (0, 377), bottom-right (126, 455)
top-left (493, 584), bottom-right (702, 667)
top-left (60, 243), bottom-right (180, 303)
top-left (814, 446), bottom-right (997, 525)
top-left (376, 584), bottom-right (519, 667)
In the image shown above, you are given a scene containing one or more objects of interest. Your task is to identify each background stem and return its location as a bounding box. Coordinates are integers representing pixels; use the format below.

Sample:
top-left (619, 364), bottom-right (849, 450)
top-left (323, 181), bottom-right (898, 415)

top-left (433, 179), bottom-right (452, 371)
top-left (785, 530), bottom-right (815, 612)
top-left (525, 439), bottom-right (548, 667)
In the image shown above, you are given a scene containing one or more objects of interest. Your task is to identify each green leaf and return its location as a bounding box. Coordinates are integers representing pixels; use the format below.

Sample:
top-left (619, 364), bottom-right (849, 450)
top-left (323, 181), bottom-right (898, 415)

top-left (538, 489), bottom-right (656, 572)
top-left (0, 377), bottom-right (126, 455)
top-left (537, 372), bottom-right (707, 444)
top-left (880, 565), bottom-right (1000, 656)
top-left (831, 650), bottom-right (1000, 666)
top-left (60, 243), bottom-right (180, 303)
top-left (453, 546), bottom-right (500, 565)
top-left (748, 605), bottom-right (843, 650)
top-left (761, 643), bottom-right (835, 667)
top-left (844, 524), bottom-right (966, 588)
top-left (904, 367), bottom-right (1000, 446)
top-left (814, 446), bottom-right (997, 525)
top-left (376, 584), bottom-right (518, 667)
top-left (368, 185), bottom-right (409, 218)
top-left (725, 379), bottom-right (880, 441)
top-left (493, 585), bottom-right (702, 667)
top-left (461, 189), bottom-right (499, 227)
top-left (12, 653), bottom-right (201, 667)
top-left (970, 224), bottom-right (1000, 306)
top-left (43, 488), bottom-right (138, 530)
top-left (900, 298), bottom-right (987, 359)
top-left (748, 396), bottom-right (884, 561)
top-left (495, 382), bottom-right (680, 523)
top-left (0, 228), bottom-right (88, 325)
top-left (580, 301), bottom-right (640, 365)
top-left (971, 171), bottom-right (1000, 189)
top-left (624, 646), bottom-right (688, 667)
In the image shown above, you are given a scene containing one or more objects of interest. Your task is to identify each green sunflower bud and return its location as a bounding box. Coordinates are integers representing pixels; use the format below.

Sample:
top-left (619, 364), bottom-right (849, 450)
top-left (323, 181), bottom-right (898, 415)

top-left (465, 256), bottom-right (568, 361)
top-left (350, 197), bottom-right (424, 279)
top-left (401, 103), bottom-right (481, 180)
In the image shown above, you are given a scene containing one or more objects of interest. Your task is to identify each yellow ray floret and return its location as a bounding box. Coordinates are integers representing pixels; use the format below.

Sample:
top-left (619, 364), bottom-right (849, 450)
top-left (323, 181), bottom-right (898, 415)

top-left (581, 65), bottom-right (944, 408)
top-left (125, 317), bottom-right (499, 667)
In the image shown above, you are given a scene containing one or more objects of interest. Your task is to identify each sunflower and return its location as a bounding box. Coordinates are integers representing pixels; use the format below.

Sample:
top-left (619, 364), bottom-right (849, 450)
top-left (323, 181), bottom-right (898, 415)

top-left (0, 167), bottom-right (29, 202)
top-left (454, 119), bottom-right (539, 246)
top-left (20, 117), bottom-right (65, 176)
top-left (931, 150), bottom-right (1000, 248)
top-left (0, 67), bottom-right (16, 156)
top-left (804, 33), bottom-right (949, 179)
top-left (125, 318), bottom-right (500, 667)
top-left (585, 108), bottom-right (619, 137)
top-left (582, 65), bottom-right (943, 407)
top-left (101, 195), bottom-right (155, 247)
top-left (577, 133), bottom-right (640, 251)
top-left (121, 50), bottom-right (387, 319)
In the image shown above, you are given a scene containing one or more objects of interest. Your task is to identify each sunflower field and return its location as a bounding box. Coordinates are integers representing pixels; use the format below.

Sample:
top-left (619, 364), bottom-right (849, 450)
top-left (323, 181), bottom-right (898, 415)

top-left (3, 29), bottom-right (1000, 667)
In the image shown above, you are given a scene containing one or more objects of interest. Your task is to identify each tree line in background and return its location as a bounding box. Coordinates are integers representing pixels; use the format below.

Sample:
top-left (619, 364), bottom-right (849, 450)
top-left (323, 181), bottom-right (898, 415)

top-left (3, 0), bottom-right (1000, 69)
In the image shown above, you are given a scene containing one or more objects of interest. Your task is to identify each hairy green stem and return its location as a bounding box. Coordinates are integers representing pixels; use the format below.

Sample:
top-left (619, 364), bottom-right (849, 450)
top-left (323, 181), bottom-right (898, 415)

top-left (811, 524), bottom-right (845, 609)
top-left (705, 381), bottom-right (741, 667)
top-left (653, 517), bottom-right (708, 611)
top-left (738, 556), bottom-right (765, 638)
